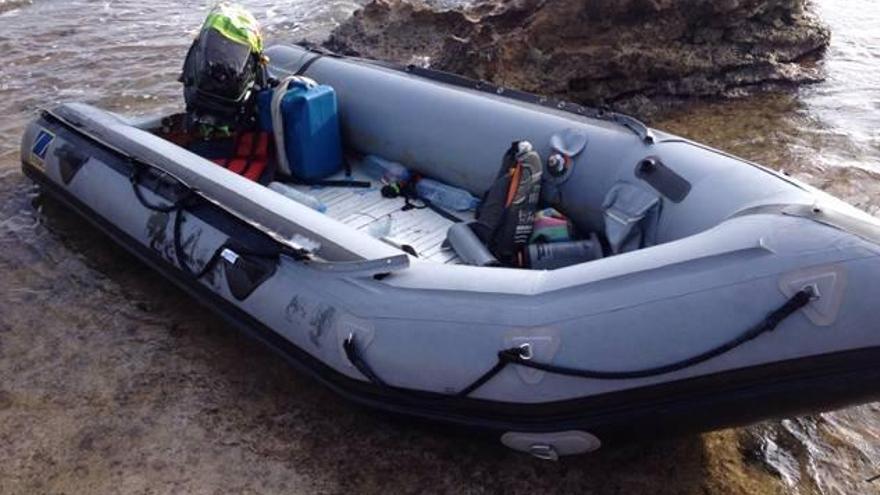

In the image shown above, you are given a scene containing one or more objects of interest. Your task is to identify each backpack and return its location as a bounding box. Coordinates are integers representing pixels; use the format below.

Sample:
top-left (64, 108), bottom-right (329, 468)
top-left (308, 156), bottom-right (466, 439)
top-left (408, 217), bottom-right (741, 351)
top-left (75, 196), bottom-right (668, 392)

top-left (180, 3), bottom-right (265, 128)
top-left (472, 141), bottom-right (544, 267)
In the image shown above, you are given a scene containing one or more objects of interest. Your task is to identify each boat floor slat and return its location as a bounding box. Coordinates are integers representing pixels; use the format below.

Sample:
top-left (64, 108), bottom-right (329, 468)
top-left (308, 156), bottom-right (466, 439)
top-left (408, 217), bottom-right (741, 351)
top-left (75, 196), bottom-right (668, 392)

top-left (287, 166), bottom-right (474, 264)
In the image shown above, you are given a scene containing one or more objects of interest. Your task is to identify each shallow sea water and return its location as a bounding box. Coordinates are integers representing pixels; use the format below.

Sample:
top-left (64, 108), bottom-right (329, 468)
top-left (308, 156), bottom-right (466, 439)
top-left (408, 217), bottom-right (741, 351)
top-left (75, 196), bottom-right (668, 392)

top-left (0, 1), bottom-right (879, 493)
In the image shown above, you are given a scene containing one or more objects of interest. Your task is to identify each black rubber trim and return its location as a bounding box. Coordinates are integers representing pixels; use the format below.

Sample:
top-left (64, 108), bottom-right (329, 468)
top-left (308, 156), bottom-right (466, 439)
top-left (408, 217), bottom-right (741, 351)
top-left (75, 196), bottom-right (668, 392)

top-left (23, 158), bottom-right (880, 442)
top-left (295, 53), bottom-right (323, 76)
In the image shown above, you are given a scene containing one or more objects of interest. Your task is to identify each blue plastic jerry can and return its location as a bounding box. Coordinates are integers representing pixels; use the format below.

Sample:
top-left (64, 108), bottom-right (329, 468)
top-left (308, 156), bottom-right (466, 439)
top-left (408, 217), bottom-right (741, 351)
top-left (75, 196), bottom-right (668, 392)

top-left (257, 81), bottom-right (343, 181)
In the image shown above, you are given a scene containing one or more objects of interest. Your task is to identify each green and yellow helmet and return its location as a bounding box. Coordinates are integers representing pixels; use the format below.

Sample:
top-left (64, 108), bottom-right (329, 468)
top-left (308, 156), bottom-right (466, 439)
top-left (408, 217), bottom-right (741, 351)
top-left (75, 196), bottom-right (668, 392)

top-left (202, 2), bottom-right (264, 54)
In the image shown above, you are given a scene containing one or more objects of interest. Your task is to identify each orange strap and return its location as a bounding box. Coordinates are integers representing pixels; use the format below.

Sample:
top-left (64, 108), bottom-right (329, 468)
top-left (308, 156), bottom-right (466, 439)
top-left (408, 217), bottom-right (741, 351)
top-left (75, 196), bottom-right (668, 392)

top-left (505, 164), bottom-right (522, 207)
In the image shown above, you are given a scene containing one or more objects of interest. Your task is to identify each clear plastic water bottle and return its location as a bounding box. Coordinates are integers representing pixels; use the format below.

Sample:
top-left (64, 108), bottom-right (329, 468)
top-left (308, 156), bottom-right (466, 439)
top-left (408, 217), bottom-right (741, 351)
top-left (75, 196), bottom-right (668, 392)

top-left (366, 215), bottom-right (393, 238)
top-left (268, 182), bottom-right (327, 213)
top-left (361, 155), bottom-right (411, 183)
top-left (416, 178), bottom-right (481, 212)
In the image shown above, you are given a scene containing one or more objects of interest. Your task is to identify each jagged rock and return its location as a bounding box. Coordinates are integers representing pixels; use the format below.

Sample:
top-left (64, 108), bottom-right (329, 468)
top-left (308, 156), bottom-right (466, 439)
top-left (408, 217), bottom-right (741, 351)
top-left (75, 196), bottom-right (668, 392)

top-left (325, 0), bottom-right (830, 117)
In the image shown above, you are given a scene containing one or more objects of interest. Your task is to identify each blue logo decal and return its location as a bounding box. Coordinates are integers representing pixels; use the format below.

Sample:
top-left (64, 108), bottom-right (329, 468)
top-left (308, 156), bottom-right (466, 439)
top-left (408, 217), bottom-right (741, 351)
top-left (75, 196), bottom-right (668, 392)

top-left (31, 129), bottom-right (55, 163)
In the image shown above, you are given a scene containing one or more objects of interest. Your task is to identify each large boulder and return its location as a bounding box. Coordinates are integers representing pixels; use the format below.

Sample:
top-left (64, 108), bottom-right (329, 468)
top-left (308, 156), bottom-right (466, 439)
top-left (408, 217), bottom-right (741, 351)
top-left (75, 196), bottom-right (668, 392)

top-left (325, 0), bottom-right (830, 116)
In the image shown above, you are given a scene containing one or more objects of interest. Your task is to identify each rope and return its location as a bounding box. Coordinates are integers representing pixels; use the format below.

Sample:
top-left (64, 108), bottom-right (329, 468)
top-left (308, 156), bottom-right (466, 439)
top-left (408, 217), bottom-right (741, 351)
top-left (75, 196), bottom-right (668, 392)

top-left (343, 335), bottom-right (389, 388)
top-left (417, 197), bottom-right (464, 224)
top-left (342, 289), bottom-right (814, 398)
top-left (130, 166), bottom-right (193, 213)
top-left (172, 207), bottom-right (221, 278)
top-left (383, 182), bottom-right (464, 224)
top-left (131, 167), bottom-right (217, 277)
top-left (130, 162), bottom-right (303, 279)
top-left (456, 288), bottom-right (814, 396)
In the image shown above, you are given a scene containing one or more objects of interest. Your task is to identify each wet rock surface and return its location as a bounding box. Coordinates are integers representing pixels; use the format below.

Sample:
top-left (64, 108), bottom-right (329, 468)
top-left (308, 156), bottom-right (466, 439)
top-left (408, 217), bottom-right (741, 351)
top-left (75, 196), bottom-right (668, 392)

top-left (326, 0), bottom-right (831, 116)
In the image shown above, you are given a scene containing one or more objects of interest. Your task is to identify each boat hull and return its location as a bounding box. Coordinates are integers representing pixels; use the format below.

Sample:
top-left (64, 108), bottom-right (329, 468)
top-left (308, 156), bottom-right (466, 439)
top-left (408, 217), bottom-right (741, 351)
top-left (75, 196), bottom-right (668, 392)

top-left (20, 63), bottom-right (880, 451)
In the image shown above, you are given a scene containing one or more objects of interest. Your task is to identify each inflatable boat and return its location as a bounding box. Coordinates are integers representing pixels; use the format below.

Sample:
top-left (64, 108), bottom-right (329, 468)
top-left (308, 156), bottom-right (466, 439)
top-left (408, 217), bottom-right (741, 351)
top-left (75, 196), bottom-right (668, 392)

top-left (21, 43), bottom-right (880, 458)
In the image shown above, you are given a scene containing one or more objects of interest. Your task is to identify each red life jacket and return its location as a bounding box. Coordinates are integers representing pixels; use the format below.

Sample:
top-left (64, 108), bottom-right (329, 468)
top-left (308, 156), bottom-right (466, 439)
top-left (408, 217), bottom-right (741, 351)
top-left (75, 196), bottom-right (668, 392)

top-left (213, 131), bottom-right (272, 182)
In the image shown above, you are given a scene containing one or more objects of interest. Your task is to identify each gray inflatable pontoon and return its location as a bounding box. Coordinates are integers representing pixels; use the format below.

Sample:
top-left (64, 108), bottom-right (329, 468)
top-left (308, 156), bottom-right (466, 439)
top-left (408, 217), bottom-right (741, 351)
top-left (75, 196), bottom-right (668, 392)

top-left (21, 44), bottom-right (880, 458)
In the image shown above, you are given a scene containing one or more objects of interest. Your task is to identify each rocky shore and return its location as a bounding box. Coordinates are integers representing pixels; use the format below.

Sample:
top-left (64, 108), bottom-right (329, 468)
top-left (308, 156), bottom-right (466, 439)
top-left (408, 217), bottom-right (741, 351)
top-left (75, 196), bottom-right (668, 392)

top-left (325, 0), bottom-right (831, 117)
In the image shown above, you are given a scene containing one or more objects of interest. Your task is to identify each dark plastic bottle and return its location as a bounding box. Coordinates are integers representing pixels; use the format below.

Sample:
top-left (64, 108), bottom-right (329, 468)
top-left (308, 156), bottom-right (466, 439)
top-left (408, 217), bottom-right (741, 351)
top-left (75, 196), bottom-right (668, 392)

top-left (527, 234), bottom-right (604, 270)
